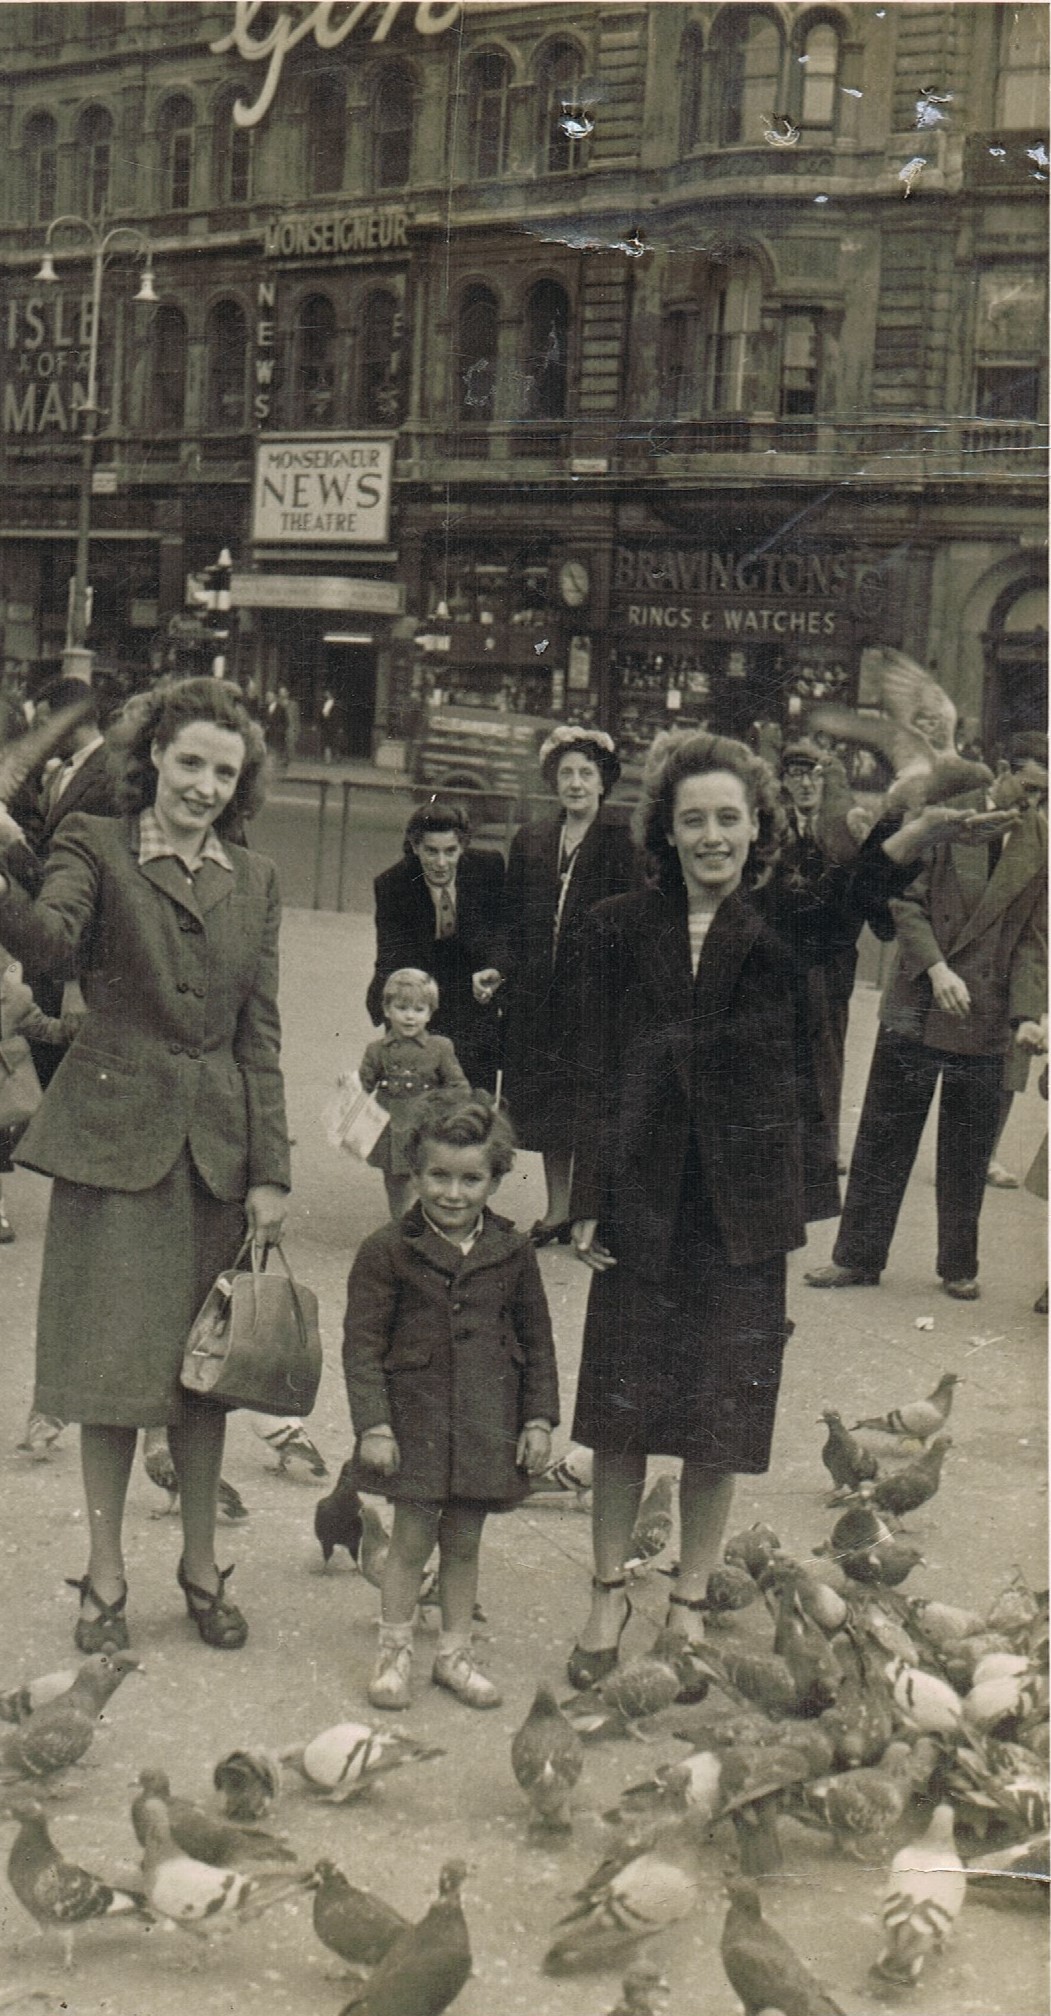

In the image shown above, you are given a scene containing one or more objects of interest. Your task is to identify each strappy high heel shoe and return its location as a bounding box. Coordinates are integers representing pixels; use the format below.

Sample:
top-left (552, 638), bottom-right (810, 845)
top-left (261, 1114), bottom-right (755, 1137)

top-left (566, 1574), bottom-right (632, 1690)
top-left (177, 1559), bottom-right (248, 1650)
top-left (66, 1575), bottom-right (130, 1654)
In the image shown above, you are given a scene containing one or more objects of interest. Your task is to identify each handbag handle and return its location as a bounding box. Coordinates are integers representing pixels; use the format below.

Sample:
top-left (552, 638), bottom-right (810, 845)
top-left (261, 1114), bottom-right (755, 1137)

top-left (243, 1236), bottom-right (310, 1356)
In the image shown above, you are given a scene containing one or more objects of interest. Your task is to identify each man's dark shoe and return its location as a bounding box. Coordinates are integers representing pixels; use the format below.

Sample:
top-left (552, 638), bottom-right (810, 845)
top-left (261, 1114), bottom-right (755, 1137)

top-left (804, 1263), bottom-right (881, 1289)
top-left (941, 1277), bottom-right (980, 1301)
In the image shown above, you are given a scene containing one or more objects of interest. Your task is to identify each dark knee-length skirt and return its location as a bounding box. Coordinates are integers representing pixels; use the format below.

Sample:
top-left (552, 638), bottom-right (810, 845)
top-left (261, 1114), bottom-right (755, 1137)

top-left (571, 1154), bottom-right (790, 1474)
top-left (34, 1148), bottom-right (245, 1428)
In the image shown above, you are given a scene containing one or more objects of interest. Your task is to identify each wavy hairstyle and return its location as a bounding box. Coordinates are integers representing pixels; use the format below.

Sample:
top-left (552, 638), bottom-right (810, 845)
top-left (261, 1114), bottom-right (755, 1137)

top-left (405, 1086), bottom-right (516, 1178)
top-left (402, 798), bottom-right (472, 857)
top-left (107, 676), bottom-right (267, 837)
top-left (633, 728), bottom-right (787, 890)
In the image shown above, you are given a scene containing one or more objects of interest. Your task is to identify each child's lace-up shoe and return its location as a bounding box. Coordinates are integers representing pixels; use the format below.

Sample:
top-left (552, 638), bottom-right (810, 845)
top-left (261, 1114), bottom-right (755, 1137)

top-left (368, 1631), bottom-right (413, 1711)
top-left (432, 1645), bottom-right (502, 1709)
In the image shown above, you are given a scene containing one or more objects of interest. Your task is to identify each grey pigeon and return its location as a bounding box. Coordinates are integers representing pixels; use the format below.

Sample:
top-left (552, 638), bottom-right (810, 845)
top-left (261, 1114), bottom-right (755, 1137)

top-left (0, 1653), bottom-right (140, 1783)
top-left (340, 1860), bottom-right (471, 2015)
top-left (720, 1877), bottom-right (846, 2015)
top-left (4, 1796), bottom-right (149, 1971)
top-left (131, 1768), bottom-right (295, 1866)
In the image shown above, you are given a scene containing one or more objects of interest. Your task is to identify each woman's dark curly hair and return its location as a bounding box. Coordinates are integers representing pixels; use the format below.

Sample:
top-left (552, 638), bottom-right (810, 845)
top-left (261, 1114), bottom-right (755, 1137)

top-left (633, 729), bottom-right (788, 890)
top-left (405, 1087), bottom-right (516, 1178)
top-left (107, 676), bottom-right (267, 836)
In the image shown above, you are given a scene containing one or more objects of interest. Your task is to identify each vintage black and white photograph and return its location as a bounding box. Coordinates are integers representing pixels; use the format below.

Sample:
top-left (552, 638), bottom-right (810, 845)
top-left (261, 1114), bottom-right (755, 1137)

top-left (0, 2), bottom-right (1047, 2012)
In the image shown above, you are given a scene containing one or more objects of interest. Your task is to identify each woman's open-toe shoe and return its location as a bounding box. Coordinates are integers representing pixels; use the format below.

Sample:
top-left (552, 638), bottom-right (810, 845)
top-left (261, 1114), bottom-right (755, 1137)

top-left (67, 1574), bottom-right (130, 1654)
top-left (177, 1559), bottom-right (248, 1649)
top-left (566, 1575), bottom-right (632, 1690)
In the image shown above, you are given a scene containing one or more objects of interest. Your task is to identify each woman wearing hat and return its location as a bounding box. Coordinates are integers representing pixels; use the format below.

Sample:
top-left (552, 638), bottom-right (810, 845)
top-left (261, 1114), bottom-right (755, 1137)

top-left (492, 726), bottom-right (638, 1242)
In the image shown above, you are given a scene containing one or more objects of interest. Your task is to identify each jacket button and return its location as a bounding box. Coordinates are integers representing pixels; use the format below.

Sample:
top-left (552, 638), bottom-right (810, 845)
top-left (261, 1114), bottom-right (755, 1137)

top-left (194, 985), bottom-right (205, 999)
top-left (177, 981), bottom-right (189, 993)
top-left (187, 1047), bottom-right (201, 1060)
top-left (170, 1042), bottom-right (182, 1055)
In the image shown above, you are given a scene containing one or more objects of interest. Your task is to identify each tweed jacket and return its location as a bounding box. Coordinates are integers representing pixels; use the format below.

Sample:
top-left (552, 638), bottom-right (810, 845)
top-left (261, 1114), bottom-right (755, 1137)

top-left (882, 801), bottom-right (1046, 1056)
top-left (342, 1203), bottom-right (559, 1504)
top-left (0, 813), bottom-right (290, 1199)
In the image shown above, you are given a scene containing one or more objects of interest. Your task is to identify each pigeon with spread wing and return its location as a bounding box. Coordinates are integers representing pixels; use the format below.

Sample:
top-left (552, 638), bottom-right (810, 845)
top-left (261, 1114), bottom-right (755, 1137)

top-left (808, 647), bottom-right (993, 813)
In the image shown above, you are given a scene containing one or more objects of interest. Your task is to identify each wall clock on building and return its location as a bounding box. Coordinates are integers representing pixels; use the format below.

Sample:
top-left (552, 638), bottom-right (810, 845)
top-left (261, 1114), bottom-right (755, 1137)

top-left (558, 558), bottom-right (590, 607)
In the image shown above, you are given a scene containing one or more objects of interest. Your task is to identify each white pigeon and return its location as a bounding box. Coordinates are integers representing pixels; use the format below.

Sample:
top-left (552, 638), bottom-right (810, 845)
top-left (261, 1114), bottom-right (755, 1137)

top-left (137, 1795), bottom-right (314, 1938)
top-left (279, 1722), bottom-right (443, 1803)
top-left (874, 1803), bottom-right (966, 1985)
top-left (884, 1657), bottom-right (965, 1734)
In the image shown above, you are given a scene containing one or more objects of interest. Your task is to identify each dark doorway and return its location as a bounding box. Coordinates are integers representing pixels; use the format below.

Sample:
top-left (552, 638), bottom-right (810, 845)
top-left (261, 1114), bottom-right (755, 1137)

top-left (324, 639), bottom-right (377, 759)
top-left (982, 579), bottom-right (1048, 753)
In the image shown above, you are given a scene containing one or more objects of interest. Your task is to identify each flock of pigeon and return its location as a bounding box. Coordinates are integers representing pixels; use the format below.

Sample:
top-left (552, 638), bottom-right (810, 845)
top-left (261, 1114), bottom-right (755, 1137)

top-left (0, 1366), bottom-right (1046, 2015)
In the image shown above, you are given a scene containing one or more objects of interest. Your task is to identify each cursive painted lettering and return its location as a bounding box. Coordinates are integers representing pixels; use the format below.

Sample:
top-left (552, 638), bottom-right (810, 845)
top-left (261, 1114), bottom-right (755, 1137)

top-left (211, 1), bottom-right (462, 128)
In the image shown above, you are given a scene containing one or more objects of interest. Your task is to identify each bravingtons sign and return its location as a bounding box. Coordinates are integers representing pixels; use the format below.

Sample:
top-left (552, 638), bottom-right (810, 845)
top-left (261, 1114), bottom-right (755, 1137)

top-left (252, 436), bottom-right (394, 544)
top-left (211, 2), bottom-right (462, 128)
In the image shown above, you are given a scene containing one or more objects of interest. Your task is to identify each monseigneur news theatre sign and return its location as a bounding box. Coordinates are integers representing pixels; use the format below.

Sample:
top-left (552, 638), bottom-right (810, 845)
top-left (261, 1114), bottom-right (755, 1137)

top-left (251, 436), bottom-right (394, 545)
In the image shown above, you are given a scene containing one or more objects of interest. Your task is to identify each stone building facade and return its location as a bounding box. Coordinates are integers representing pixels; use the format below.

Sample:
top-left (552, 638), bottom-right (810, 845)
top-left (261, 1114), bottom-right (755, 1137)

top-left (0, 1), bottom-right (1046, 763)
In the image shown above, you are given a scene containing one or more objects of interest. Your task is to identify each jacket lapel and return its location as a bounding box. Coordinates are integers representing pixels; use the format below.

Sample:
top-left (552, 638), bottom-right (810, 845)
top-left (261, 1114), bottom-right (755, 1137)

top-left (692, 889), bottom-right (764, 1047)
top-left (631, 885), bottom-right (693, 1026)
top-left (136, 852), bottom-right (204, 921)
top-left (194, 858), bottom-right (237, 916)
top-left (947, 815), bottom-right (1044, 957)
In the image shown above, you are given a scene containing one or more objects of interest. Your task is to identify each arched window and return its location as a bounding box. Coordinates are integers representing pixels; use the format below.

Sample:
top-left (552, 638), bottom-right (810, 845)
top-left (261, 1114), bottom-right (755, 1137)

top-left (457, 284), bottom-right (498, 420)
top-left (680, 25), bottom-right (705, 154)
top-left (158, 94), bottom-right (195, 210)
top-left (151, 305), bottom-right (188, 430)
top-left (996, 5), bottom-right (1050, 127)
top-left (24, 112), bottom-right (57, 224)
top-left (306, 75), bottom-right (345, 193)
top-left (76, 106), bottom-right (113, 217)
top-left (799, 20), bottom-right (840, 131)
top-left (206, 299), bottom-right (248, 427)
top-left (712, 11), bottom-right (782, 147)
top-left (468, 50), bottom-right (511, 178)
top-left (360, 290), bottom-right (404, 424)
top-left (373, 65), bottom-right (414, 188)
top-left (213, 90), bottom-right (253, 203)
top-left (536, 39), bottom-right (587, 174)
top-left (523, 279), bottom-right (569, 419)
top-left (704, 260), bottom-right (763, 411)
top-left (291, 293), bottom-right (337, 425)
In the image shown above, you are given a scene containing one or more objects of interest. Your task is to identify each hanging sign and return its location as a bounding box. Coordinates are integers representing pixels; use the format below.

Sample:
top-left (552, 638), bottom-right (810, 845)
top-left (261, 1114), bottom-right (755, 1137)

top-left (251, 435), bottom-right (394, 544)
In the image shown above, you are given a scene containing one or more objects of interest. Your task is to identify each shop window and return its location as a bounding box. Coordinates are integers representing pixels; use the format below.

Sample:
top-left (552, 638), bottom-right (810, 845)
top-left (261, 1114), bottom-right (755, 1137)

top-left (680, 25), bottom-right (705, 154)
top-left (24, 112), bottom-right (57, 225)
top-left (468, 50), bottom-right (511, 178)
top-left (798, 19), bottom-right (840, 131)
top-left (214, 90), bottom-right (253, 203)
top-left (360, 289), bottom-right (404, 425)
top-left (291, 292), bottom-right (337, 425)
top-left (158, 94), bottom-right (195, 211)
top-left (536, 39), bottom-right (588, 174)
top-left (373, 65), bottom-right (414, 189)
top-left (995, 6), bottom-right (1050, 128)
top-left (704, 260), bottom-right (763, 411)
top-left (972, 267), bottom-right (1046, 420)
top-left (306, 75), bottom-right (345, 194)
top-left (780, 311), bottom-right (820, 416)
top-left (710, 10), bottom-right (783, 147)
top-left (522, 279), bottom-right (569, 419)
top-left (457, 284), bottom-right (498, 420)
top-left (76, 106), bottom-right (113, 217)
top-left (206, 299), bottom-right (248, 427)
top-left (151, 305), bottom-right (188, 431)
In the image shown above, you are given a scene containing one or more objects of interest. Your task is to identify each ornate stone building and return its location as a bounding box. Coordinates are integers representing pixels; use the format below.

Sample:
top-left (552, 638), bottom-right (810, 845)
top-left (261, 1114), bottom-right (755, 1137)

top-left (0, 2), bottom-right (1046, 760)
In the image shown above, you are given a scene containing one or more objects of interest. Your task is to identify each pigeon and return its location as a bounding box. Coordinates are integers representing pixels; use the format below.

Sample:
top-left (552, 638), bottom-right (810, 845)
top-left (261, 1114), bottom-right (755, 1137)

top-left (315, 1461), bottom-right (364, 1568)
top-left (845, 1538), bottom-right (926, 1590)
top-left (908, 1598), bottom-right (985, 1656)
top-left (0, 695), bottom-right (96, 814)
top-left (15, 1413), bottom-right (66, 1461)
top-left (3, 1796), bottom-right (149, 1971)
top-left (723, 1524), bottom-right (782, 1579)
top-left (544, 1810), bottom-right (709, 1974)
top-left (607, 1747), bottom-right (725, 1830)
top-left (818, 1648), bottom-right (895, 1769)
top-left (851, 1370), bottom-right (960, 1442)
top-left (874, 1802), bottom-right (965, 1985)
top-left (684, 1642), bottom-right (802, 1720)
top-left (137, 1796), bottom-right (315, 1937)
top-left (511, 1683), bottom-right (583, 1830)
top-left (859, 1435), bottom-right (952, 1519)
top-left (720, 1876), bottom-right (846, 2016)
top-left (941, 1735), bottom-right (1048, 1843)
top-left (312, 1857), bottom-right (409, 1971)
top-left (252, 1416), bottom-right (328, 1477)
top-left (0, 1670), bottom-right (77, 1727)
top-left (527, 1444), bottom-right (594, 1505)
top-left (692, 1563), bottom-right (761, 1622)
top-left (358, 1504), bottom-right (392, 1591)
top-left (666, 1705), bottom-right (785, 1752)
top-left (966, 1831), bottom-right (1050, 1910)
top-left (987, 1567), bottom-right (1043, 1640)
top-left (623, 1474), bottom-right (674, 1574)
top-left (131, 1769), bottom-right (296, 1866)
top-left (770, 1579), bottom-right (842, 1716)
top-left (964, 1657), bottom-right (1046, 1735)
top-left (212, 1747), bottom-right (283, 1822)
top-left (886, 1657), bottom-right (966, 1735)
top-left (715, 1731), bottom-right (837, 1877)
top-left (605, 1960), bottom-right (670, 2015)
top-left (339, 1860), bottom-right (470, 2016)
top-left (808, 652), bottom-right (992, 816)
top-left (819, 1497), bottom-right (898, 1562)
top-left (818, 1410), bottom-right (879, 1494)
top-left (564, 1635), bottom-right (709, 1733)
top-left (0, 1652), bottom-right (141, 1783)
top-left (280, 1722), bottom-right (444, 1803)
top-left (762, 1558), bottom-right (847, 1636)
top-left (801, 1741), bottom-right (916, 1859)
top-left (142, 1427), bottom-right (247, 1522)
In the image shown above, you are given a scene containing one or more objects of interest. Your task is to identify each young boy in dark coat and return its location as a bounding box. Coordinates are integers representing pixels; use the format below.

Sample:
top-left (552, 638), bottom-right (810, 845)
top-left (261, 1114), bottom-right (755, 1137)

top-left (342, 1089), bottom-right (559, 1712)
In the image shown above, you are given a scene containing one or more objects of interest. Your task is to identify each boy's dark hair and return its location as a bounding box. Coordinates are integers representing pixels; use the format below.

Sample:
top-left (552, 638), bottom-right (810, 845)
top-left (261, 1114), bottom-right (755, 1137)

top-left (405, 1087), bottom-right (516, 1178)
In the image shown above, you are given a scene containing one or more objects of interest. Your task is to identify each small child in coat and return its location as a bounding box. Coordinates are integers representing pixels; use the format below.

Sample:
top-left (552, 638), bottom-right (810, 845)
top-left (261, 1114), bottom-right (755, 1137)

top-left (358, 967), bottom-right (469, 1219)
top-left (343, 1088), bottom-right (559, 1711)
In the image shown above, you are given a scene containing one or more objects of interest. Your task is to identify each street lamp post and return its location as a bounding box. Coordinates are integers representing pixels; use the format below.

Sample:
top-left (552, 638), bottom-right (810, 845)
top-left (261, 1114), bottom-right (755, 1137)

top-left (35, 216), bottom-right (156, 683)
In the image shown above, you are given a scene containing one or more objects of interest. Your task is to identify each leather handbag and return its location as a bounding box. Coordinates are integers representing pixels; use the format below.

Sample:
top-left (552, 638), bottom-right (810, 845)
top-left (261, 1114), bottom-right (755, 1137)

top-left (0, 1035), bottom-right (42, 1133)
top-left (181, 1238), bottom-right (322, 1417)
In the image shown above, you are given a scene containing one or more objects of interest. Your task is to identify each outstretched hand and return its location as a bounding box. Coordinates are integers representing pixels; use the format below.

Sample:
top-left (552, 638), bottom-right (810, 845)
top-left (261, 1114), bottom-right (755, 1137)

top-left (571, 1220), bottom-right (617, 1272)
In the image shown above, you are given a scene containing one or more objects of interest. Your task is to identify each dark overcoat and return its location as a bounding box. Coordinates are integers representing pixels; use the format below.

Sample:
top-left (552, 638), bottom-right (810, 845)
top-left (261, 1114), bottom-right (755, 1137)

top-left (342, 1203), bottom-right (560, 1506)
top-left (0, 813), bottom-right (290, 1199)
top-left (365, 848), bottom-right (504, 1088)
top-left (498, 808), bottom-right (639, 1150)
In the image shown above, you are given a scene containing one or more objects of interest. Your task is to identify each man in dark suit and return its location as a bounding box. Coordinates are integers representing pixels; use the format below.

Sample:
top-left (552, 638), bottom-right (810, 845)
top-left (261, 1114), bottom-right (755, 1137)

top-left (366, 800), bottom-right (504, 1088)
top-left (807, 763), bottom-right (1047, 1300)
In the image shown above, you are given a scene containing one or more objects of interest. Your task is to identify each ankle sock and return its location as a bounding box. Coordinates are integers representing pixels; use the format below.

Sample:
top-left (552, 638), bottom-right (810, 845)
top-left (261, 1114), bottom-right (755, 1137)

top-left (436, 1630), bottom-right (471, 1661)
